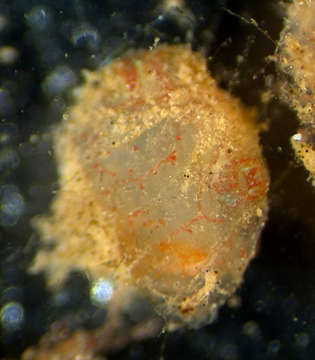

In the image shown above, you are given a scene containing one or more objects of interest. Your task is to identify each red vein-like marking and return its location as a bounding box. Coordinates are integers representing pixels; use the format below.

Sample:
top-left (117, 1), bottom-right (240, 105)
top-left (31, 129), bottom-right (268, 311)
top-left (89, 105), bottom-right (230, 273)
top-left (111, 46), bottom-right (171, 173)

top-left (169, 173), bottom-right (225, 241)
top-left (196, 173), bottom-right (223, 222)
top-left (86, 130), bottom-right (180, 198)
top-left (121, 149), bottom-right (176, 190)
top-left (127, 209), bottom-right (149, 236)
top-left (234, 158), bottom-right (267, 200)
top-left (209, 157), bottom-right (266, 207)
top-left (143, 219), bottom-right (155, 227)
top-left (117, 209), bottom-right (150, 261)
top-left (110, 49), bottom-right (178, 110)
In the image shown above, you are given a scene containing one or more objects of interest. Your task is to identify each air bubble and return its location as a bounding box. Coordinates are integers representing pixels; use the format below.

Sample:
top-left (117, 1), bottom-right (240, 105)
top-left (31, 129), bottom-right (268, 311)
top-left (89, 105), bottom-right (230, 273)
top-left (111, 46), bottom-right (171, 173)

top-left (0, 15), bottom-right (8, 32)
top-left (42, 66), bottom-right (77, 97)
top-left (0, 185), bottom-right (25, 226)
top-left (25, 6), bottom-right (52, 31)
top-left (0, 46), bottom-right (19, 65)
top-left (0, 302), bottom-right (24, 332)
top-left (0, 123), bottom-right (19, 145)
top-left (0, 88), bottom-right (14, 116)
top-left (294, 332), bottom-right (309, 348)
top-left (267, 339), bottom-right (281, 355)
top-left (0, 147), bottom-right (20, 171)
top-left (71, 24), bottom-right (99, 51)
top-left (218, 342), bottom-right (238, 360)
top-left (242, 320), bottom-right (261, 340)
top-left (1, 287), bottom-right (23, 303)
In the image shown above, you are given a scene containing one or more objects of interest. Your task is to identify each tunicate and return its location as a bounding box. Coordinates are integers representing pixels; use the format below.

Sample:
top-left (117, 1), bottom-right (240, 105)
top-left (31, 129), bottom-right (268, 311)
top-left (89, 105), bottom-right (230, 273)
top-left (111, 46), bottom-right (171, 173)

top-left (31, 45), bottom-right (269, 329)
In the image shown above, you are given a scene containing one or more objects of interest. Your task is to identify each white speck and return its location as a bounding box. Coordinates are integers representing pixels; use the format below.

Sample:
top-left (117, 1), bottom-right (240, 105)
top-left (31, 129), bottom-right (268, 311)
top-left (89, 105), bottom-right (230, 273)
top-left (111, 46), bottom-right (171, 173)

top-left (292, 133), bottom-right (302, 141)
top-left (90, 278), bottom-right (114, 307)
top-left (256, 208), bottom-right (263, 217)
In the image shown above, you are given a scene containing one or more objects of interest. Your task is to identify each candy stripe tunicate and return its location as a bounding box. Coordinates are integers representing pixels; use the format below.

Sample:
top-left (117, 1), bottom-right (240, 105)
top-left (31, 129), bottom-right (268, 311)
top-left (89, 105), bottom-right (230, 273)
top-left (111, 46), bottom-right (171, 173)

top-left (31, 45), bottom-right (269, 330)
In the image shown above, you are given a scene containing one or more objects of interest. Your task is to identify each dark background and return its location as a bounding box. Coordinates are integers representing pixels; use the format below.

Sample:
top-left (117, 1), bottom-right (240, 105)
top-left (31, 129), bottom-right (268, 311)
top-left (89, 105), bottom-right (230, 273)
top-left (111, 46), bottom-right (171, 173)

top-left (1, 0), bottom-right (315, 359)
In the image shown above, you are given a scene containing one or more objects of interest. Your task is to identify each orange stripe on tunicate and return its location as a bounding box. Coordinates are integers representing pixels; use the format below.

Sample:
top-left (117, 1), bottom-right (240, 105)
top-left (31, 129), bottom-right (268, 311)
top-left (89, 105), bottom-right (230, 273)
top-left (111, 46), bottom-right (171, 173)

top-left (132, 240), bottom-right (210, 280)
top-left (159, 241), bottom-right (209, 276)
top-left (114, 59), bottom-right (138, 91)
top-left (142, 219), bottom-right (155, 227)
top-left (80, 132), bottom-right (88, 142)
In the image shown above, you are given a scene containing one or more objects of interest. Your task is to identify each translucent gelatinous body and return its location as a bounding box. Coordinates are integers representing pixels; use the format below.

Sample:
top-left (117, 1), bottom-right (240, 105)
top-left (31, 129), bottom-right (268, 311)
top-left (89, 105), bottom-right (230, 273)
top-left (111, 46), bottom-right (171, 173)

top-left (31, 45), bottom-right (269, 329)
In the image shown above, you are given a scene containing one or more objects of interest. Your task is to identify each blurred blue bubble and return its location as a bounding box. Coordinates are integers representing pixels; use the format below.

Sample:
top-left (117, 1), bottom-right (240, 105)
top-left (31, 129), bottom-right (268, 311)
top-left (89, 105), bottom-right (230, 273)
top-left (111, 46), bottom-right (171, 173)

top-left (267, 339), bottom-right (281, 355)
top-left (25, 6), bottom-right (52, 31)
top-left (71, 24), bottom-right (99, 51)
top-left (0, 88), bottom-right (14, 116)
top-left (0, 15), bottom-right (8, 32)
top-left (51, 290), bottom-right (70, 307)
top-left (242, 320), bottom-right (261, 340)
top-left (90, 278), bottom-right (113, 307)
top-left (0, 147), bottom-right (20, 171)
top-left (0, 122), bottom-right (19, 144)
top-left (0, 302), bottom-right (24, 332)
top-left (0, 46), bottom-right (19, 65)
top-left (1, 287), bottom-right (23, 303)
top-left (218, 342), bottom-right (238, 360)
top-left (0, 185), bottom-right (25, 226)
top-left (295, 332), bottom-right (309, 348)
top-left (42, 66), bottom-right (77, 97)
top-left (38, 40), bottom-right (64, 68)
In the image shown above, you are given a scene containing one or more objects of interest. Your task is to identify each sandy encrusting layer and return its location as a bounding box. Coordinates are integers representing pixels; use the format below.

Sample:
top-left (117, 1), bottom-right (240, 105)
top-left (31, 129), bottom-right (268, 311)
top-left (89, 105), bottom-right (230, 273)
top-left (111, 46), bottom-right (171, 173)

top-left (30, 45), bottom-right (269, 330)
top-left (276, 0), bottom-right (315, 184)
